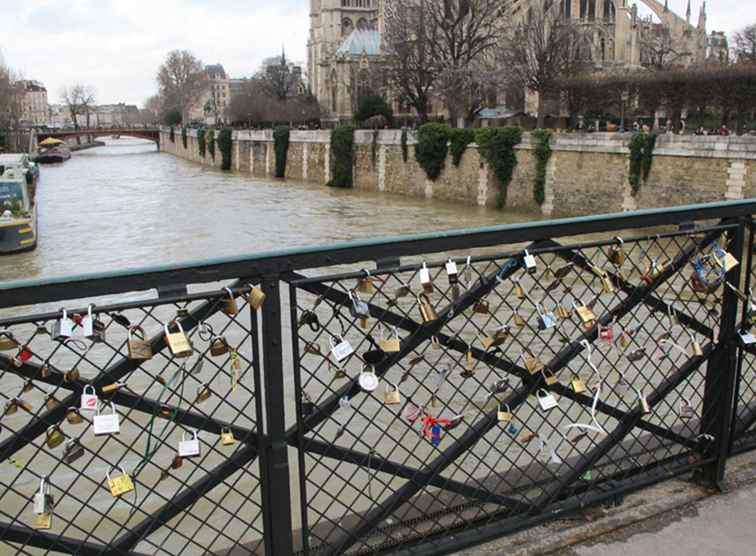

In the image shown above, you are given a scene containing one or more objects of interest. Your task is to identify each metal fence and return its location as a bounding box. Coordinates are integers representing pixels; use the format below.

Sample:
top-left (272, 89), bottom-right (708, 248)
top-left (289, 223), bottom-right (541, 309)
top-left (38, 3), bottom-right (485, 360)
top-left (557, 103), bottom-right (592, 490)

top-left (1, 200), bottom-right (756, 555)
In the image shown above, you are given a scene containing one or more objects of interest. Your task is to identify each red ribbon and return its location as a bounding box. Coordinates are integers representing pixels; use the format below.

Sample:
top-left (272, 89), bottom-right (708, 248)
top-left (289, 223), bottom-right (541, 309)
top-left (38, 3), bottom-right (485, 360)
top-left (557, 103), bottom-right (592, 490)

top-left (421, 415), bottom-right (450, 439)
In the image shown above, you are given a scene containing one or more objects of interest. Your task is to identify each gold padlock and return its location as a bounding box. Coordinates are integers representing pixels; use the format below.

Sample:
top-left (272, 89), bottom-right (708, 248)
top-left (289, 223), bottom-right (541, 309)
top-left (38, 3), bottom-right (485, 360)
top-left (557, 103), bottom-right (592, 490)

top-left (196, 384), bottom-right (212, 404)
top-left (210, 336), bottom-right (230, 357)
top-left (556, 304), bottom-right (571, 319)
top-left (34, 512), bottom-right (52, 530)
top-left (513, 312), bottom-right (526, 327)
top-left (0, 330), bottom-right (18, 351)
top-left (66, 407), bottom-right (83, 425)
top-left (384, 384), bottom-right (401, 405)
top-left (379, 336), bottom-right (401, 353)
top-left (515, 281), bottom-right (526, 300)
top-left (608, 240), bottom-right (626, 266)
top-left (601, 274), bottom-right (616, 294)
top-left (247, 286), bottom-right (266, 311)
top-left (64, 368), bottom-right (80, 383)
top-left (4, 399), bottom-right (18, 416)
top-left (107, 468), bottom-right (135, 497)
top-left (45, 395), bottom-right (60, 411)
top-left (15, 398), bottom-right (33, 413)
top-left (356, 277), bottom-right (374, 294)
top-left (46, 426), bottom-right (65, 449)
top-left (465, 346), bottom-right (474, 371)
top-left (220, 287), bottom-right (238, 316)
top-left (497, 403), bottom-right (512, 423)
top-left (127, 326), bottom-right (153, 361)
top-left (418, 294), bottom-right (438, 323)
top-left (571, 375), bottom-right (588, 394)
top-left (543, 369), bottom-right (559, 386)
top-left (574, 302), bottom-right (596, 326)
top-left (164, 322), bottom-right (193, 358)
top-left (523, 352), bottom-right (544, 375)
top-left (220, 428), bottom-right (236, 446)
top-left (482, 326), bottom-right (510, 350)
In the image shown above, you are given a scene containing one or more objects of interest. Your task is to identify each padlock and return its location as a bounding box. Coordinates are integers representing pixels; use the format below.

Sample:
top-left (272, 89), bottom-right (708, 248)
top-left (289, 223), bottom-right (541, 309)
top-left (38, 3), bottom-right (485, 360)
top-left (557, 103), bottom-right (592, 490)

top-left (63, 439), bottom-right (85, 464)
top-left (33, 477), bottom-right (54, 515)
top-left (513, 312), bottom-right (526, 327)
top-left (0, 330), bottom-right (18, 351)
top-left (418, 294), bottom-right (438, 323)
top-left (15, 398), bottom-right (33, 413)
top-left (379, 329), bottom-right (401, 353)
top-left (419, 262), bottom-right (434, 293)
top-left (45, 395), bottom-right (60, 411)
top-left (473, 300), bottom-right (490, 314)
top-left (384, 383), bottom-right (401, 405)
top-left (247, 286), bottom-right (267, 310)
top-left (465, 344), bottom-right (474, 371)
top-left (431, 423), bottom-right (442, 447)
top-left (573, 301), bottom-right (596, 326)
top-left (679, 400), bottom-right (695, 420)
top-left (358, 366), bottom-right (380, 392)
top-left (221, 287), bottom-right (238, 316)
top-left (537, 389), bottom-right (558, 411)
top-left (93, 403), bottom-right (120, 435)
top-left (497, 403), bottom-right (512, 423)
top-left (171, 455), bottom-right (184, 470)
top-left (66, 407), bottom-right (83, 425)
top-left (601, 274), bottom-right (616, 294)
top-left (34, 512), bottom-right (52, 530)
top-left (221, 428), bottom-right (236, 446)
top-left (127, 326), bottom-right (153, 361)
top-left (304, 342), bottom-right (322, 355)
top-left (446, 259), bottom-right (459, 285)
top-left (4, 399), bottom-right (18, 416)
top-left (542, 369), bottom-right (559, 386)
top-left (482, 326), bottom-right (510, 350)
top-left (608, 238), bottom-right (626, 266)
top-left (556, 304), bottom-right (571, 320)
top-left (46, 426), bottom-right (65, 449)
top-left (523, 352), bottom-right (544, 375)
top-left (22, 380), bottom-right (33, 394)
top-left (80, 385), bottom-right (98, 412)
top-left (356, 275), bottom-right (374, 294)
top-left (523, 250), bottom-right (537, 274)
top-left (571, 375), bottom-right (588, 394)
top-left (740, 330), bottom-right (756, 345)
top-left (329, 335), bottom-right (354, 365)
top-left (196, 384), bottom-right (212, 403)
top-left (164, 322), bottom-right (193, 358)
top-left (537, 305), bottom-right (558, 331)
top-left (689, 271), bottom-right (710, 294)
top-left (102, 383), bottom-right (123, 394)
top-left (691, 337), bottom-right (704, 357)
top-left (515, 279), bottom-right (526, 299)
top-left (627, 348), bottom-right (646, 362)
top-left (81, 305), bottom-right (106, 343)
top-left (64, 368), bottom-right (80, 383)
top-left (721, 251), bottom-right (739, 272)
top-left (210, 336), bottom-right (230, 357)
top-left (638, 391), bottom-right (651, 414)
top-left (52, 309), bottom-right (74, 342)
top-left (598, 322), bottom-right (615, 343)
top-left (349, 291), bottom-right (370, 320)
top-left (107, 466), bottom-right (135, 497)
top-left (178, 430), bottom-right (201, 458)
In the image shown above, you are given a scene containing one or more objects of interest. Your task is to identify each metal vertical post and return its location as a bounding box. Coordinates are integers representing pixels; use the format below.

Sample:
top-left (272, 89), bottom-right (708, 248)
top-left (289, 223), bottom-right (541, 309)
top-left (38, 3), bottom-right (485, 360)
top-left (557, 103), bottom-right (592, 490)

top-left (258, 274), bottom-right (294, 556)
top-left (697, 219), bottom-right (745, 488)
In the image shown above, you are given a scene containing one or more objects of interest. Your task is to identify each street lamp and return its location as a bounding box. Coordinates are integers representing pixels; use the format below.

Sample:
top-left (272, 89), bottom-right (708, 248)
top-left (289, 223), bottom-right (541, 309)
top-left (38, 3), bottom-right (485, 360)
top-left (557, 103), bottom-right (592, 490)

top-left (620, 90), bottom-right (629, 133)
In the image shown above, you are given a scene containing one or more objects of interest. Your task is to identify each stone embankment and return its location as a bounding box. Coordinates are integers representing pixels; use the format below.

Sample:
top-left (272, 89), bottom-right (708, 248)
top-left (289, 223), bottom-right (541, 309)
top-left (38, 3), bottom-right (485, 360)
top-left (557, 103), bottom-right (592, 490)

top-left (161, 128), bottom-right (756, 218)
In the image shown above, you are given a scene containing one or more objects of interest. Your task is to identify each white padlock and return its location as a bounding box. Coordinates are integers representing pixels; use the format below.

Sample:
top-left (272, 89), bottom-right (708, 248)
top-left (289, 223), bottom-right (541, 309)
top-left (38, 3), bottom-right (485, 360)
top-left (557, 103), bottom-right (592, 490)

top-left (740, 331), bottom-right (756, 345)
top-left (330, 336), bottom-right (354, 364)
top-left (80, 385), bottom-right (99, 412)
top-left (178, 430), bottom-right (201, 458)
top-left (93, 402), bottom-right (120, 435)
top-left (419, 262), bottom-right (433, 292)
top-left (52, 309), bottom-right (74, 341)
top-left (445, 259), bottom-right (459, 284)
top-left (523, 250), bottom-right (537, 274)
top-left (358, 367), bottom-right (379, 392)
top-left (537, 389), bottom-right (558, 411)
top-left (81, 304), bottom-right (106, 343)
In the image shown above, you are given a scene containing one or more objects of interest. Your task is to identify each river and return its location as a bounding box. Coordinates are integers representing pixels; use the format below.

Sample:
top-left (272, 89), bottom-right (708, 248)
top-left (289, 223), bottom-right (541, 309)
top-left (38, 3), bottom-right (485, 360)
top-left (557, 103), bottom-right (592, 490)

top-left (0, 137), bottom-right (538, 284)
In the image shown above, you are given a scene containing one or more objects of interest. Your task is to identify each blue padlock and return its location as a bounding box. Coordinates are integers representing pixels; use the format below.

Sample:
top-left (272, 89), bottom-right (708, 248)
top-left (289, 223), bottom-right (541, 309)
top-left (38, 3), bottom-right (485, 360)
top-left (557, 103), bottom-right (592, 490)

top-left (431, 424), bottom-right (442, 447)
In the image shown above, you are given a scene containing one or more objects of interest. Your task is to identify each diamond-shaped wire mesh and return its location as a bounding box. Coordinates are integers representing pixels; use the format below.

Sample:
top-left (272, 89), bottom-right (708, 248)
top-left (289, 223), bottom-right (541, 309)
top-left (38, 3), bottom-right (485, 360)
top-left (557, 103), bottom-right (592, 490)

top-left (0, 286), bottom-right (265, 555)
top-left (290, 226), bottom-right (734, 556)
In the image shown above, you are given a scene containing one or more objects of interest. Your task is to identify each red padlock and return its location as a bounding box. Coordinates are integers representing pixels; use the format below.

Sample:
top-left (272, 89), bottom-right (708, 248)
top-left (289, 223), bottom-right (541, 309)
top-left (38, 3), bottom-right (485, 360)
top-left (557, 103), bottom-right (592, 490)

top-left (599, 323), bottom-right (615, 343)
top-left (17, 346), bottom-right (33, 363)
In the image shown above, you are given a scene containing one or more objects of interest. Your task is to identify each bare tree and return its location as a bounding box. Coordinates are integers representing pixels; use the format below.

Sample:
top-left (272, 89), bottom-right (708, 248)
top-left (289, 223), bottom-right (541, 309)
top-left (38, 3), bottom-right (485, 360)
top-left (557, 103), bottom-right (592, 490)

top-left (229, 78), bottom-right (319, 127)
top-left (383, 0), bottom-right (439, 123)
top-left (639, 27), bottom-right (692, 70)
top-left (60, 84), bottom-right (96, 129)
top-left (257, 50), bottom-right (301, 101)
top-left (499, 0), bottom-right (582, 128)
top-left (156, 50), bottom-right (208, 124)
top-left (734, 24), bottom-right (756, 64)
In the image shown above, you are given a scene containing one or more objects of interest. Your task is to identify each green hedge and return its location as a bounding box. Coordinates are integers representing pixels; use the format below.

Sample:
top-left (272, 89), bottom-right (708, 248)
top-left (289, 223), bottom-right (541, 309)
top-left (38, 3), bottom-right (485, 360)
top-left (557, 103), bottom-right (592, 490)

top-left (628, 132), bottom-right (657, 196)
top-left (448, 128), bottom-right (475, 167)
top-left (197, 128), bottom-right (206, 157)
top-left (207, 129), bottom-right (215, 160)
top-left (415, 123), bottom-right (450, 181)
top-left (476, 127), bottom-right (523, 208)
top-left (181, 127), bottom-right (188, 149)
top-left (217, 128), bottom-right (233, 171)
top-left (532, 129), bottom-right (553, 205)
top-left (401, 129), bottom-right (408, 163)
top-left (355, 95), bottom-right (393, 125)
top-left (273, 126), bottom-right (290, 178)
top-left (327, 125), bottom-right (355, 188)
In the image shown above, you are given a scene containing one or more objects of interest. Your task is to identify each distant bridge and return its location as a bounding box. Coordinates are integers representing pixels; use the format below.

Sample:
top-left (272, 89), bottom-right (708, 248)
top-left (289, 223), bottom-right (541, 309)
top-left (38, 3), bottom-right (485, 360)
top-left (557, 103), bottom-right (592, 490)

top-left (36, 127), bottom-right (160, 147)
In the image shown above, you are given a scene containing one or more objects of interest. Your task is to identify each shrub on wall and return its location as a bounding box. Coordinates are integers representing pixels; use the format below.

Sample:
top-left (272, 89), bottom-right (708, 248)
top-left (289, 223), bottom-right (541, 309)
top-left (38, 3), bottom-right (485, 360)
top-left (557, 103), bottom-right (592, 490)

top-left (273, 126), bottom-right (290, 178)
top-left (628, 132), bottom-right (657, 196)
top-left (217, 128), bottom-right (233, 171)
top-left (169, 127), bottom-right (175, 143)
top-left (355, 95), bottom-right (393, 126)
top-left (181, 127), bottom-right (188, 149)
top-left (401, 128), bottom-right (408, 163)
top-left (197, 128), bottom-right (206, 157)
top-left (327, 125), bottom-right (355, 188)
top-left (207, 129), bottom-right (215, 160)
top-left (415, 123), bottom-right (450, 181)
top-left (448, 128), bottom-right (475, 167)
top-left (476, 127), bottom-right (523, 208)
top-left (532, 129), bottom-right (553, 205)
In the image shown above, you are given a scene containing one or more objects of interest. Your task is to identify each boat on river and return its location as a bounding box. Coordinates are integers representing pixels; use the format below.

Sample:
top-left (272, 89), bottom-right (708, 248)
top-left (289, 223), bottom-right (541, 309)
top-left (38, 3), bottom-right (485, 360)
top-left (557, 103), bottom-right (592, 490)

top-left (35, 137), bottom-right (71, 164)
top-left (0, 154), bottom-right (38, 254)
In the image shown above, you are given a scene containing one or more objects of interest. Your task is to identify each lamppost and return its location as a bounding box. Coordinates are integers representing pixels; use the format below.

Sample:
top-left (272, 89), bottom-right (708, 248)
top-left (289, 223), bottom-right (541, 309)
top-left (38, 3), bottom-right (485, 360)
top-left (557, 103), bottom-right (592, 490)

top-left (620, 90), bottom-right (629, 133)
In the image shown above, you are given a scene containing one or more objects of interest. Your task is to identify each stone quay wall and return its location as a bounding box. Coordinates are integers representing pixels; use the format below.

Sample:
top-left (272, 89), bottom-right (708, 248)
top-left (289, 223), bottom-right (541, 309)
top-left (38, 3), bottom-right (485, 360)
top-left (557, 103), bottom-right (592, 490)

top-left (160, 128), bottom-right (756, 217)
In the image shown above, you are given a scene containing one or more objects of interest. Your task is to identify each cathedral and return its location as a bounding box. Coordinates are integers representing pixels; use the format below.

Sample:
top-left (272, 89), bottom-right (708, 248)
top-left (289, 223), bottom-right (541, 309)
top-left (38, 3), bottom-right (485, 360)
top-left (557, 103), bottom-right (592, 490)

top-left (307, 1), bottom-right (724, 122)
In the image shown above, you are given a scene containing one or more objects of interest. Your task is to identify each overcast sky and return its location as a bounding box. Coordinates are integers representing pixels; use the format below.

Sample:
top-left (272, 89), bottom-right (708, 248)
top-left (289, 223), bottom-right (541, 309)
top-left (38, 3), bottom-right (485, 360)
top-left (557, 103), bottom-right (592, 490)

top-left (0, 0), bottom-right (751, 107)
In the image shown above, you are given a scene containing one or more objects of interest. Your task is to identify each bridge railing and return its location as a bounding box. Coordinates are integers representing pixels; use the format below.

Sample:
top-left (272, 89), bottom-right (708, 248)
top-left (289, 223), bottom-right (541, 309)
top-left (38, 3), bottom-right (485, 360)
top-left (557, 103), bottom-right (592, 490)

top-left (1, 200), bottom-right (756, 555)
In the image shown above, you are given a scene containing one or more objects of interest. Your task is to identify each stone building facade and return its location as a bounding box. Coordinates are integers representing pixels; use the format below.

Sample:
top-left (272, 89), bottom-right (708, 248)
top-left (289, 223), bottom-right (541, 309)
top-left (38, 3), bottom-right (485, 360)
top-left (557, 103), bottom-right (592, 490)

top-left (20, 81), bottom-right (48, 127)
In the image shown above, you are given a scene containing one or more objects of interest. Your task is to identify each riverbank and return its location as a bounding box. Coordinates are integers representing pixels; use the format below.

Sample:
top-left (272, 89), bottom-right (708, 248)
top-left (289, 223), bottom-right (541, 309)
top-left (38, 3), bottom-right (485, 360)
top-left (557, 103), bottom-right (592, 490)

top-left (161, 128), bottom-right (756, 218)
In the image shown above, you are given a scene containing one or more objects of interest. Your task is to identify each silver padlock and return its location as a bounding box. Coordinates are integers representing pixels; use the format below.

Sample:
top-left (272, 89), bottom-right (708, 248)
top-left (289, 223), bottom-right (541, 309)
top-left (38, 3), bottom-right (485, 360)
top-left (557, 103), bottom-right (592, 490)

top-left (329, 335), bottom-right (354, 365)
top-left (52, 309), bottom-right (74, 342)
top-left (348, 292), bottom-right (370, 319)
top-left (740, 330), bottom-right (756, 345)
top-left (93, 402), bottom-right (120, 435)
top-left (445, 259), bottom-right (459, 285)
top-left (178, 430), bottom-right (201, 458)
top-left (33, 477), bottom-right (54, 515)
top-left (523, 250), bottom-right (537, 274)
top-left (537, 304), bottom-right (558, 331)
top-left (537, 389), bottom-right (558, 411)
top-left (81, 305), bottom-right (106, 343)
top-left (80, 385), bottom-right (99, 412)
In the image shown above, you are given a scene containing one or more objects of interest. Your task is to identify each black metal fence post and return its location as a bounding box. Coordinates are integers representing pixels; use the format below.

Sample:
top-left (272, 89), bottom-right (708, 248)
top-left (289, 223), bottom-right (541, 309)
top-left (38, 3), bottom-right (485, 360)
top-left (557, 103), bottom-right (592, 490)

top-left (697, 219), bottom-right (745, 489)
top-left (258, 274), bottom-right (295, 556)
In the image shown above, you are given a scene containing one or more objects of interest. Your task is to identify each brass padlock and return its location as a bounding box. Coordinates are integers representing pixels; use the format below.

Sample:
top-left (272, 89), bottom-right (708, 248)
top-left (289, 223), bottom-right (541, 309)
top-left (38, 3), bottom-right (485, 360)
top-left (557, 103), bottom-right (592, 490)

top-left (64, 368), bottom-right (80, 383)
top-left (418, 294), bottom-right (438, 323)
top-left (473, 300), bottom-right (490, 314)
top-left (45, 395), bottom-right (60, 411)
top-left (107, 467), bottom-right (135, 497)
top-left (691, 338), bottom-right (704, 357)
top-left (542, 369), bottom-right (559, 386)
top-left (356, 276), bottom-right (374, 294)
top-left (574, 301), bottom-right (596, 326)
top-left (601, 274), bottom-right (616, 294)
top-left (15, 398), bottom-right (33, 413)
top-left (523, 352), bottom-right (544, 375)
top-left (497, 403), bottom-right (512, 423)
top-left (379, 332), bottom-right (401, 353)
top-left (195, 384), bottom-right (212, 404)
top-left (127, 326), bottom-right (153, 361)
top-left (247, 286), bottom-right (266, 311)
top-left (513, 312), bottom-right (526, 327)
top-left (4, 399), bottom-right (18, 416)
top-left (515, 280), bottom-right (526, 300)
top-left (220, 428), bottom-right (236, 446)
top-left (465, 344), bottom-right (474, 371)
top-left (556, 304), bottom-right (571, 320)
top-left (384, 383), bottom-right (401, 405)
top-left (34, 513), bottom-right (52, 530)
top-left (66, 407), bottom-right (83, 425)
top-left (164, 322), bottom-right (193, 358)
top-left (608, 238), bottom-right (626, 266)
top-left (221, 287), bottom-right (238, 316)
top-left (210, 336), bottom-right (230, 357)
top-left (482, 326), bottom-right (510, 350)
top-left (571, 375), bottom-right (588, 394)
top-left (46, 426), bottom-right (65, 449)
top-left (0, 330), bottom-right (18, 351)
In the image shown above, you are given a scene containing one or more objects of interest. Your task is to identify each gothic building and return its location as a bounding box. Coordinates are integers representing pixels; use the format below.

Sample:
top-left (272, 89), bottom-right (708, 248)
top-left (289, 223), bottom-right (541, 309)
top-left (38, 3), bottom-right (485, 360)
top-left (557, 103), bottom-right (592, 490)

top-left (308, 1), bottom-right (720, 122)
